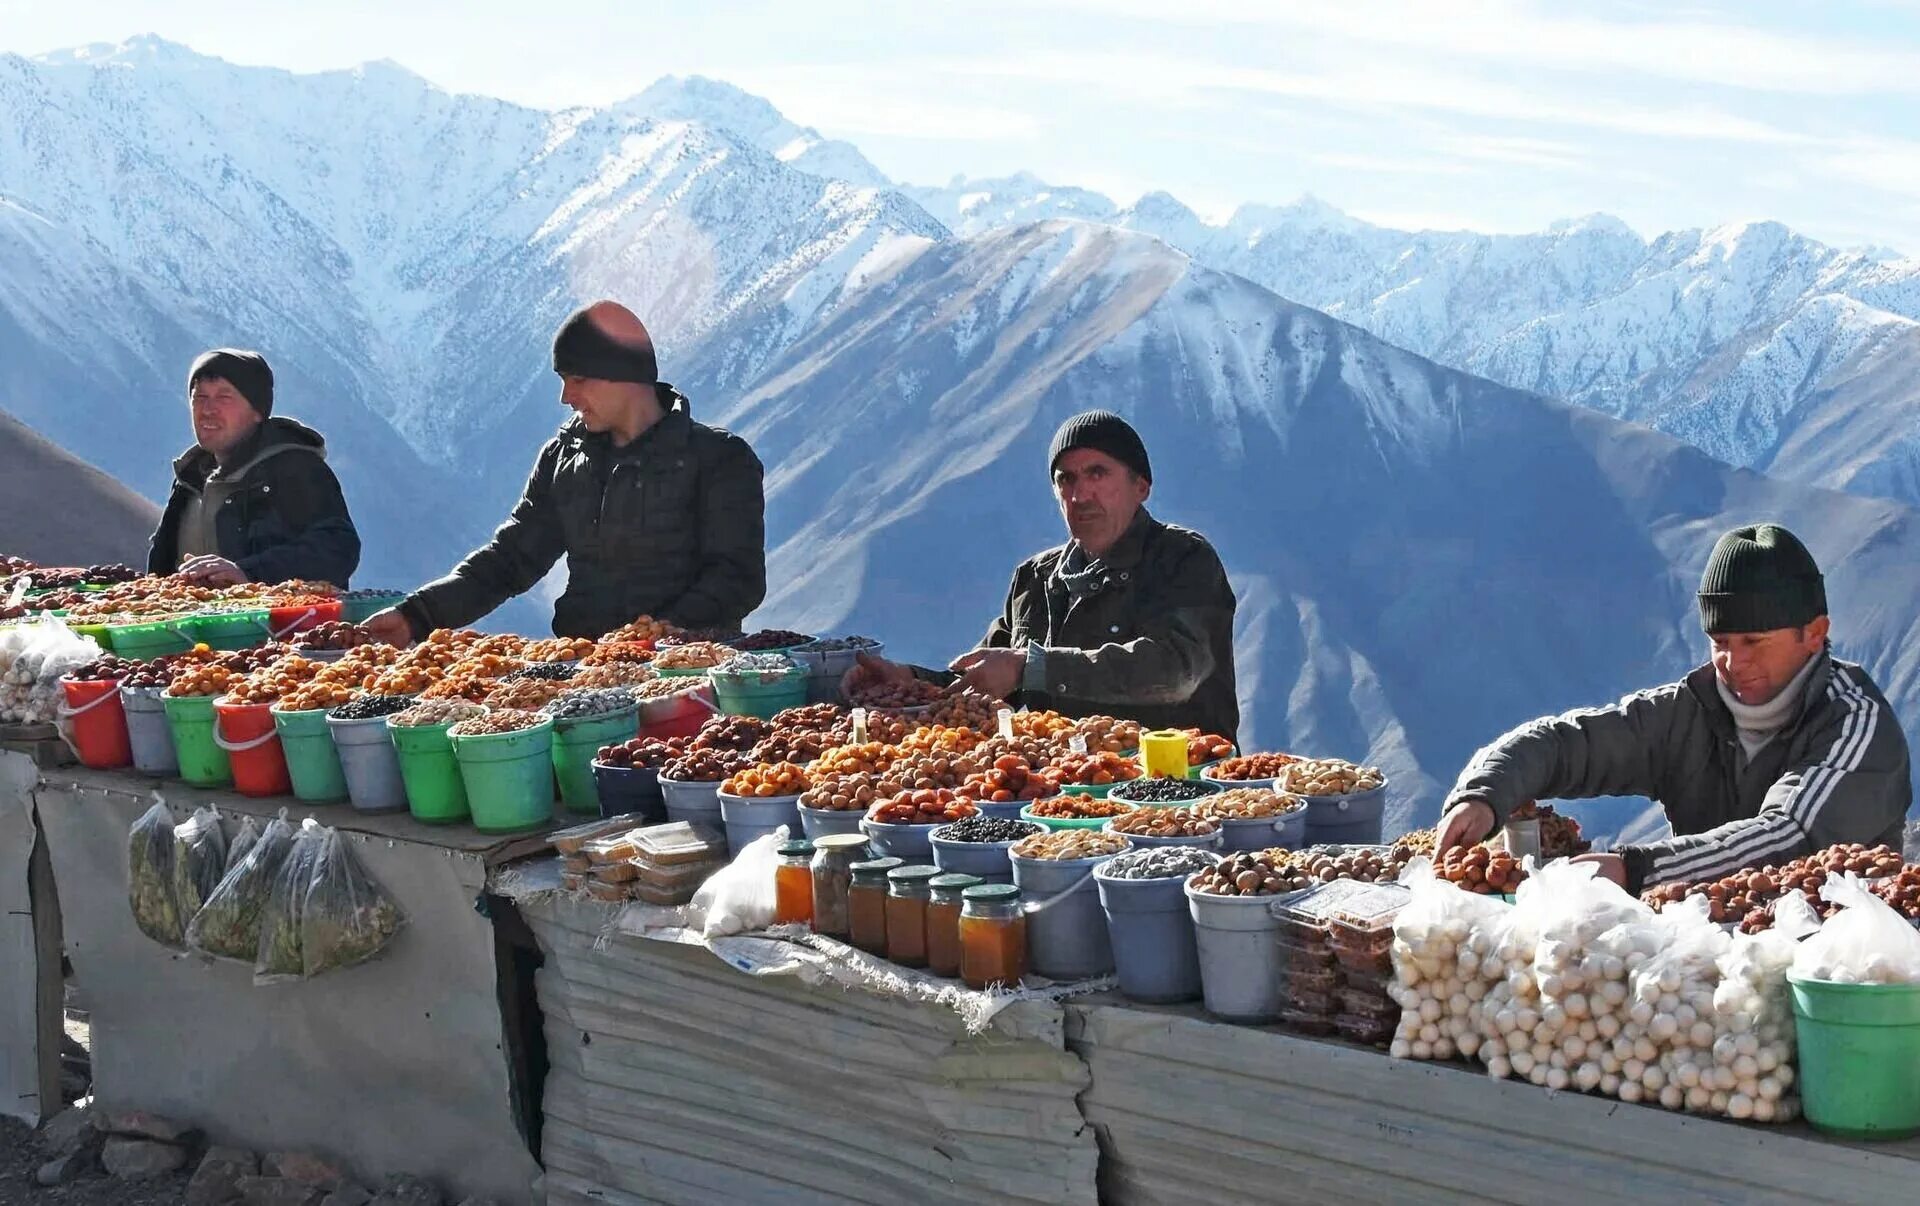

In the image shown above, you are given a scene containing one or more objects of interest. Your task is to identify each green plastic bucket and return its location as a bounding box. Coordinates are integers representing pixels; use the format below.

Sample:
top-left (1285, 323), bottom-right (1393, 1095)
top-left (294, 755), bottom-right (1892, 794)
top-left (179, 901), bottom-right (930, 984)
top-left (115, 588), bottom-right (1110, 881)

top-left (70, 622), bottom-right (110, 649)
top-left (390, 719), bottom-right (470, 824)
top-left (160, 692), bottom-right (231, 787)
top-left (711, 669), bottom-right (808, 719)
top-left (187, 609), bottom-right (269, 651)
top-left (1021, 801), bottom-right (1131, 831)
top-left (108, 619), bottom-right (196, 660)
top-left (271, 706), bottom-right (349, 802)
top-left (1789, 976), bottom-right (1920, 1139)
top-left (340, 592), bottom-right (407, 625)
top-left (550, 708), bottom-right (638, 816)
top-left (450, 717), bottom-right (557, 834)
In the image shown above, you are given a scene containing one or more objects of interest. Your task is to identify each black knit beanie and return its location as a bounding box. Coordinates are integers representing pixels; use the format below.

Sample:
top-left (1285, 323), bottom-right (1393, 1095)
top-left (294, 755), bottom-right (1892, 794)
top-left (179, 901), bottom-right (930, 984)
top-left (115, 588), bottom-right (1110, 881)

top-left (188, 349), bottom-right (273, 418)
top-left (1048, 410), bottom-right (1152, 482)
top-left (552, 306), bottom-right (657, 384)
top-left (1697, 524), bottom-right (1827, 634)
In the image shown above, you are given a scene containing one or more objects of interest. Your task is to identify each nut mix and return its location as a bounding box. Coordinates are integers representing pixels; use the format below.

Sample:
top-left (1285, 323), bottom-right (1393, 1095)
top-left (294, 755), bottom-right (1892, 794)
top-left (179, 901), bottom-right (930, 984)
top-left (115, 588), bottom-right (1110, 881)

top-left (1295, 845), bottom-right (1407, 885)
top-left (800, 771), bottom-right (900, 812)
top-left (1194, 789), bottom-right (1306, 819)
top-left (868, 787), bottom-right (977, 826)
top-left (721, 762), bottom-right (811, 797)
top-left (541, 688), bottom-right (639, 719)
top-left (1108, 807), bottom-right (1221, 838)
top-left (1207, 752), bottom-right (1301, 781)
top-left (1282, 757), bottom-right (1387, 796)
top-left (390, 700), bottom-right (485, 728)
top-left (652, 641), bottom-right (734, 670)
top-left (483, 677), bottom-right (569, 711)
top-left (1009, 830), bottom-right (1128, 861)
top-left (1072, 714), bottom-right (1142, 754)
top-left (1026, 795), bottom-right (1137, 820)
top-left (1054, 750), bottom-right (1143, 786)
top-left (448, 708), bottom-right (547, 736)
top-left (955, 757), bottom-right (1063, 803)
top-left (887, 750), bottom-right (985, 790)
top-left (1114, 777), bottom-right (1215, 803)
top-left (1103, 846), bottom-right (1223, 880)
top-left (973, 734), bottom-right (1064, 769)
top-left (932, 816), bottom-right (1043, 844)
top-left (713, 652), bottom-right (801, 679)
top-left (596, 737), bottom-right (685, 769)
top-left (661, 748), bottom-right (751, 783)
top-left (847, 678), bottom-right (945, 709)
top-left (1191, 850), bottom-right (1308, 896)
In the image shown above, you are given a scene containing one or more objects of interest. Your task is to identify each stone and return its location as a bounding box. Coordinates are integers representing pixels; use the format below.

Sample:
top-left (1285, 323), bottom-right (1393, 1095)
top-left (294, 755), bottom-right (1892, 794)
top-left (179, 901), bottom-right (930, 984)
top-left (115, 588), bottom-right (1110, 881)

top-left (264, 1151), bottom-right (352, 1190)
top-left (95, 1107), bottom-right (197, 1144)
top-left (35, 1149), bottom-right (95, 1186)
top-left (368, 1173), bottom-right (444, 1206)
top-left (187, 1146), bottom-right (261, 1206)
top-left (39, 1099), bottom-right (96, 1156)
top-left (102, 1135), bottom-right (190, 1179)
top-left (237, 1176), bottom-right (327, 1206)
top-left (321, 1185), bottom-right (373, 1206)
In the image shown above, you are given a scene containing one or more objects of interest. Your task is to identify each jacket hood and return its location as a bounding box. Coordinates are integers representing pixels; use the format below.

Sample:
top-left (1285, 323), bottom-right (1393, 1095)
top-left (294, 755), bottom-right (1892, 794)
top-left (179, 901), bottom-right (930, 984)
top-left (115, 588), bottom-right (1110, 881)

top-left (172, 416), bottom-right (328, 487)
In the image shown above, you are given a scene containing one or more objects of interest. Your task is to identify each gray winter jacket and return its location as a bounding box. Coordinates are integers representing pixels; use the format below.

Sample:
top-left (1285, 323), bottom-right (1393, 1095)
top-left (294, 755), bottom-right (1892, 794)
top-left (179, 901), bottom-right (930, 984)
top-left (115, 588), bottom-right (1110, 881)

top-left (1446, 649), bottom-right (1911, 894)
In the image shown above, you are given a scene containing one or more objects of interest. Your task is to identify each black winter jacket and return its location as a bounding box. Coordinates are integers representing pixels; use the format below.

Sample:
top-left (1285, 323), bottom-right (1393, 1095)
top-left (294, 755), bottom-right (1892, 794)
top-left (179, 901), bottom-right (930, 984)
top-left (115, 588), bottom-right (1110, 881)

top-left (147, 417), bottom-right (360, 588)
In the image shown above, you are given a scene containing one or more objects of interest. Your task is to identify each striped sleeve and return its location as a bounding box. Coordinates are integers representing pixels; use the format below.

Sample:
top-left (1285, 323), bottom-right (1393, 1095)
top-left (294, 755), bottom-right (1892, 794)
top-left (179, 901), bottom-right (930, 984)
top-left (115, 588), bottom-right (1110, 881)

top-left (1627, 666), bottom-right (1911, 890)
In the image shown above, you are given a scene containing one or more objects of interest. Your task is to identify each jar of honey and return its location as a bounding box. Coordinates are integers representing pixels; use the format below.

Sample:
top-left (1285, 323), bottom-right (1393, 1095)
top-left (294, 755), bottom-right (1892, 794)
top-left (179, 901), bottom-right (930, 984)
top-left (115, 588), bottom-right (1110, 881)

top-left (959, 883), bottom-right (1028, 990)
top-left (883, 864), bottom-right (940, 968)
top-left (847, 857), bottom-right (901, 954)
top-left (809, 834), bottom-right (870, 938)
top-left (773, 839), bottom-right (815, 927)
top-left (926, 873), bottom-right (980, 978)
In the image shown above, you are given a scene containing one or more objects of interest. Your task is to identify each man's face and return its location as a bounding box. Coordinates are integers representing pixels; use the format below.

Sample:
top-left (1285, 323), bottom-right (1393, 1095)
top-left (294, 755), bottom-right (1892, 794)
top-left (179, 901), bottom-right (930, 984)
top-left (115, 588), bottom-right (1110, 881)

top-left (559, 374), bottom-right (641, 434)
top-left (1053, 448), bottom-right (1150, 554)
top-left (189, 377), bottom-right (262, 458)
top-left (1709, 616), bottom-right (1830, 706)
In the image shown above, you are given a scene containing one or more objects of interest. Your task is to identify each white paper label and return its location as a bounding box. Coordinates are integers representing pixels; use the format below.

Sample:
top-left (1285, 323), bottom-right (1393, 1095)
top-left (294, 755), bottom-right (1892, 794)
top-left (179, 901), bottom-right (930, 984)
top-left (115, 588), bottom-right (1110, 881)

top-left (851, 707), bottom-right (868, 744)
top-left (996, 707), bottom-right (1014, 740)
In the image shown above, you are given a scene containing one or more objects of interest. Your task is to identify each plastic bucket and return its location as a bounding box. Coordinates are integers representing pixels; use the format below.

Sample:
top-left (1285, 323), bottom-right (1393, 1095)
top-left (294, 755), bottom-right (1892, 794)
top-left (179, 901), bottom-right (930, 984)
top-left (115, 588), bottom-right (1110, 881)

top-left (790, 641), bottom-right (884, 705)
top-left (1302, 785), bottom-right (1388, 846)
top-left (190, 610), bottom-right (269, 651)
top-left (71, 622), bottom-right (110, 650)
top-left (551, 709), bottom-right (638, 816)
top-left (272, 707), bottom-right (349, 803)
top-left (1096, 865), bottom-right (1204, 1003)
top-left (1199, 767), bottom-right (1279, 793)
top-left (109, 620), bottom-right (195, 661)
top-left (59, 677), bottom-right (131, 769)
top-left (592, 762), bottom-right (664, 824)
top-left (1789, 977), bottom-right (1920, 1139)
top-left (658, 774), bottom-right (724, 830)
top-left (1217, 811), bottom-right (1307, 853)
top-left (930, 829), bottom-right (1038, 885)
top-left (340, 592), bottom-right (407, 625)
top-left (1058, 782), bottom-right (1116, 799)
top-left (1105, 822), bottom-right (1225, 852)
top-left (1185, 881), bottom-right (1286, 1022)
top-left (213, 698), bottom-right (291, 797)
top-left (711, 670), bottom-right (808, 719)
top-left (120, 686), bottom-right (177, 777)
top-left (1108, 778), bottom-right (1222, 807)
top-left (799, 805), bottom-right (865, 841)
top-left (976, 798), bottom-right (1032, 822)
top-left (450, 718), bottom-right (556, 834)
top-left (860, 817), bottom-right (937, 861)
top-left (268, 599), bottom-right (342, 640)
top-left (1011, 852), bottom-right (1116, 980)
top-left (328, 712), bottom-right (410, 814)
top-left (161, 693), bottom-right (230, 787)
top-left (719, 791), bottom-right (802, 856)
top-left (391, 720), bottom-right (470, 824)
top-left (1020, 802), bottom-right (1125, 832)
top-left (639, 687), bottom-right (717, 742)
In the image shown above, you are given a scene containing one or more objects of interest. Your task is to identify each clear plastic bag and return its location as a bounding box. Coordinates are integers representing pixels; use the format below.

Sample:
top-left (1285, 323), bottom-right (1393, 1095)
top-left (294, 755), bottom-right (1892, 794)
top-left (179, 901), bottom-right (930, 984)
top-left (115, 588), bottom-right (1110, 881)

top-left (690, 827), bottom-right (785, 939)
top-left (171, 806), bottom-right (229, 921)
top-left (224, 814), bottom-right (262, 875)
top-left (188, 811), bottom-right (296, 961)
top-left (1792, 872), bottom-right (1920, 985)
top-left (127, 800), bottom-right (183, 947)
top-left (2, 615), bottom-right (101, 726)
top-left (300, 827), bottom-right (404, 977)
top-left (254, 818), bottom-right (324, 983)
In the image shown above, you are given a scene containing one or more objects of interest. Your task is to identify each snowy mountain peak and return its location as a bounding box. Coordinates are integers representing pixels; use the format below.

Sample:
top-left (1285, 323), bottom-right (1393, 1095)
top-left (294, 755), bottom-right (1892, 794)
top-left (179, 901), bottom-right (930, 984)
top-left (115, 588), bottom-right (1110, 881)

top-left (1225, 194), bottom-right (1369, 237)
top-left (618, 74), bottom-right (891, 189)
top-left (37, 33), bottom-right (204, 67)
top-left (1544, 212), bottom-right (1640, 241)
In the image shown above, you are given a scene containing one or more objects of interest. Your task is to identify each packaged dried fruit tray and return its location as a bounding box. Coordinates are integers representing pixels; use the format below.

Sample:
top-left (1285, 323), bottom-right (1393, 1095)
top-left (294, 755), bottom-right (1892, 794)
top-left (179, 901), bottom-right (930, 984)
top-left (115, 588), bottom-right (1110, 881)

top-left (1326, 887), bottom-right (1413, 973)
top-left (550, 815), bottom-right (645, 856)
top-left (1283, 960), bottom-right (1340, 996)
top-left (581, 830), bottom-right (645, 864)
top-left (592, 861), bottom-right (641, 884)
top-left (1334, 1011), bottom-right (1397, 1045)
top-left (634, 856), bottom-right (724, 891)
top-left (1271, 878), bottom-right (1398, 946)
top-left (1336, 984), bottom-right (1398, 1021)
top-left (630, 821), bottom-right (728, 867)
top-left (1274, 934), bottom-right (1338, 968)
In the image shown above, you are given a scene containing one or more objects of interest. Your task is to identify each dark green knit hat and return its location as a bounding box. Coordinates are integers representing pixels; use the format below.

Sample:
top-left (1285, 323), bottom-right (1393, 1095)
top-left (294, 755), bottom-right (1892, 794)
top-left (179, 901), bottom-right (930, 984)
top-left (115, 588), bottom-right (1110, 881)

top-left (1697, 524), bottom-right (1827, 634)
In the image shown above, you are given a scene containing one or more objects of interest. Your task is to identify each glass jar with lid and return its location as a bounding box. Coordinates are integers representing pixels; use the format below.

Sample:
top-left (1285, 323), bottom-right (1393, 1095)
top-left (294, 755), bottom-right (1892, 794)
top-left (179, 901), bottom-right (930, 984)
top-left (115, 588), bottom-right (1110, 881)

top-left (847, 856), bottom-right (902, 953)
top-left (809, 834), bottom-right (871, 938)
top-left (926, 873), bottom-right (980, 977)
top-left (884, 864), bottom-right (941, 967)
top-left (773, 839), bottom-right (815, 927)
top-left (959, 883), bottom-right (1028, 990)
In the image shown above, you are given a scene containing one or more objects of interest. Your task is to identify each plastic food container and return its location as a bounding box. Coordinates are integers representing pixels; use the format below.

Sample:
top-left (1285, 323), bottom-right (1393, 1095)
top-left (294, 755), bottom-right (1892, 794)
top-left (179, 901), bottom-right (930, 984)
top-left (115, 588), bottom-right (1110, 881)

top-left (552, 816), bottom-right (640, 856)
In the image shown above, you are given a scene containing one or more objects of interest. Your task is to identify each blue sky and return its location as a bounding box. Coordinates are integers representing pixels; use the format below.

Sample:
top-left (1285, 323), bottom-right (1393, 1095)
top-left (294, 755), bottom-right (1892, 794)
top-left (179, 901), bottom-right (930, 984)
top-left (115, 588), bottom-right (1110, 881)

top-left (6, 0), bottom-right (1920, 250)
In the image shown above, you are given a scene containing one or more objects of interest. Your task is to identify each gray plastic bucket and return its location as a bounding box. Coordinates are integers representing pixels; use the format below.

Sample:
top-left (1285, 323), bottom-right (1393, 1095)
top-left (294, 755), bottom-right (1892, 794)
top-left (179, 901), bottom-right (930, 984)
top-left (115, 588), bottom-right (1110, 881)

top-left (1105, 822), bottom-right (1225, 853)
top-left (1302, 784), bottom-right (1387, 846)
top-left (1011, 852), bottom-right (1116, 980)
top-left (1217, 810), bottom-right (1308, 852)
top-left (930, 826), bottom-right (1041, 884)
top-left (861, 818), bottom-right (935, 860)
top-left (1185, 880), bottom-right (1287, 1022)
top-left (1096, 864), bottom-right (1204, 1003)
top-left (719, 791), bottom-right (801, 857)
top-left (327, 712), bottom-right (409, 814)
top-left (975, 799), bottom-right (1029, 822)
top-left (120, 685), bottom-right (178, 777)
top-left (800, 805), bottom-right (867, 841)
top-left (659, 774), bottom-right (725, 829)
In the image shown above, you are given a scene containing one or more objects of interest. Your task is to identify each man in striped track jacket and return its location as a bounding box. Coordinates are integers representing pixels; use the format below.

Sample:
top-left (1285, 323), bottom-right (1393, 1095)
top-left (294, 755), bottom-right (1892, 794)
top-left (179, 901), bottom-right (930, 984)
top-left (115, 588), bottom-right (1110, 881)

top-left (1435, 524), bottom-right (1911, 895)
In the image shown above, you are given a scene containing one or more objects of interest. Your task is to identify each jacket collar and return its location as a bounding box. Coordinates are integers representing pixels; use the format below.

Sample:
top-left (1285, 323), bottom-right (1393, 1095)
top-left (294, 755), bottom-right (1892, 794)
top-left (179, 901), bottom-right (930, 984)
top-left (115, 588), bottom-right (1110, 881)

top-left (1686, 645), bottom-right (1833, 740)
top-left (1066, 506), bottom-right (1158, 572)
top-left (558, 388), bottom-right (693, 460)
top-left (170, 417), bottom-right (324, 489)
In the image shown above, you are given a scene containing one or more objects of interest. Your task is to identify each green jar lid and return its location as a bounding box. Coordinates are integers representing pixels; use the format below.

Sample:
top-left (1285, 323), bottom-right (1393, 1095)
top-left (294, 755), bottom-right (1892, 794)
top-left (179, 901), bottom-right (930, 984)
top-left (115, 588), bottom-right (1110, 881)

top-left (776, 839), bottom-right (815, 858)
top-left (850, 856), bottom-right (903, 883)
top-left (962, 883), bottom-right (1022, 904)
top-left (886, 864), bottom-right (941, 885)
top-left (929, 873), bottom-right (982, 898)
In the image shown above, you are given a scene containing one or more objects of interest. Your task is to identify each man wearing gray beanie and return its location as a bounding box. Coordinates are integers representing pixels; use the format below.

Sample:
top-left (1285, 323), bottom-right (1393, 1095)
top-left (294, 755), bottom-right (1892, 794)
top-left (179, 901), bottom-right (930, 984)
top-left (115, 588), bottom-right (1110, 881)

top-left (1435, 523), bottom-right (1910, 894)
top-left (845, 409), bottom-right (1240, 739)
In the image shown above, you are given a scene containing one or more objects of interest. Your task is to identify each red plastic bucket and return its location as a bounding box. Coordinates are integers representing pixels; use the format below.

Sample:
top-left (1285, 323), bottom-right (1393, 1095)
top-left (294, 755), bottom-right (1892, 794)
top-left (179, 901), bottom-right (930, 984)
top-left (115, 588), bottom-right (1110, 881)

top-left (59, 677), bottom-right (132, 769)
top-left (269, 599), bottom-right (344, 641)
top-left (213, 697), bottom-right (292, 797)
top-left (638, 686), bottom-right (718, 742)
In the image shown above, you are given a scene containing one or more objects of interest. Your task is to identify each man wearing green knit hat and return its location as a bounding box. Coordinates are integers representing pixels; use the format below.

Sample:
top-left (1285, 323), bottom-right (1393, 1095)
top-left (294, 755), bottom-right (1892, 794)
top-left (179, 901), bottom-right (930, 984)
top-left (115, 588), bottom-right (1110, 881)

top-left (1436, 523), bottom-right (1911, 894)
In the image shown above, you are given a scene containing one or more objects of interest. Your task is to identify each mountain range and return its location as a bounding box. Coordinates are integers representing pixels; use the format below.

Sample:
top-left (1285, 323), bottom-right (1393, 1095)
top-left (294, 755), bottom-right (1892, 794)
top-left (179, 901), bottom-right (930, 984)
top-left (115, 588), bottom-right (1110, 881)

top-left (4, 40), bottom-right (1918, 839)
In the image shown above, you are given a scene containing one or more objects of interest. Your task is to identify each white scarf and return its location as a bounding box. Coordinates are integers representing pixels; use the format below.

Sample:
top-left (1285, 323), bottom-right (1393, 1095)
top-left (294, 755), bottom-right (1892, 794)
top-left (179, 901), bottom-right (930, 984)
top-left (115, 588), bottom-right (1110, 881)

top-left (1715, 653), bottom-right (1820, 760)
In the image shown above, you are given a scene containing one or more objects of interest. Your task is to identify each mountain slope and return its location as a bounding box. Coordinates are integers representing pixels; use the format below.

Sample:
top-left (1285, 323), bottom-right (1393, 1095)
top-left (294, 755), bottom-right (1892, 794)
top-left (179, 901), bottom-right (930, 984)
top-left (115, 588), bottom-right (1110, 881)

top-left (617, 75), bottom-right (891, 189)
top-left (0, 412), bottom-right (158, 565)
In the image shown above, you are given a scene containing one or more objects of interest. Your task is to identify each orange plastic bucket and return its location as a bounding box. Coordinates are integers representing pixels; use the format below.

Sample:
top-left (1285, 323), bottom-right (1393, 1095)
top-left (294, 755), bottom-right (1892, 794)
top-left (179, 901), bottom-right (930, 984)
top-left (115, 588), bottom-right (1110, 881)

top-left (213, 697), bottom-right (292, 797)
top-left (269, 599), bottom-right (344, 641)
top-left (59, 677), bottom-right (132, 769)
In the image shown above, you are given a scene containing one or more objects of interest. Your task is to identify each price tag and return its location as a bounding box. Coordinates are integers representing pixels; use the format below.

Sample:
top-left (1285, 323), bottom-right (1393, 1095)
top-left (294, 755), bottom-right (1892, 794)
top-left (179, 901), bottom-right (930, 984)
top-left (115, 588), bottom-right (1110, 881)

top-left (996, 707), bottom-right (1014, 740)
top-left (1069, 734), bottom-right (1088, 756)
top-left (851, 707), bottom-right (867, 744)
top-left (4, 575), bottom-right (29, 609)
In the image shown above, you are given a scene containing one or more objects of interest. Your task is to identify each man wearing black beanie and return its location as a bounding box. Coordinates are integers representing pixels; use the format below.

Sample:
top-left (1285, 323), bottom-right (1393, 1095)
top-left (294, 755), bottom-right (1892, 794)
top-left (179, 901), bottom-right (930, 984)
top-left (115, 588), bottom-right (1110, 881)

top-left (846, 409), bottom-right (1240, 740)
top-left (147, 348), bottom-right (360, 587)
top-left (1435, 523), bottom-right (1910, 895)
top-left (367, 301), bottom-right (765, 641)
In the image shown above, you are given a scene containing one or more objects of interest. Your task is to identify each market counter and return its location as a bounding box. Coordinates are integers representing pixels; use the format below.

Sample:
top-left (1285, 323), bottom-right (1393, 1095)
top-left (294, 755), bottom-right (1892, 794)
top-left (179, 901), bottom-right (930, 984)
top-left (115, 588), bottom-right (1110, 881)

top-left (11, 759), bottom-right (544, 1204)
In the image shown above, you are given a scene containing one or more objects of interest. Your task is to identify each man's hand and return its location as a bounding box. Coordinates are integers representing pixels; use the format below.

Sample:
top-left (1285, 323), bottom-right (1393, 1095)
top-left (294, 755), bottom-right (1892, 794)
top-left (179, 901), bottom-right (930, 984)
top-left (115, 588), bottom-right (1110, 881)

top-left (948, 647), bottom-right (1024, 701)
top-left (1435, 797), bottom-right (1496, 852)
top-left (1571, 852), bottom-right (1628, 889)
top-left (178, 555), bottom-right (249, 587)
top-left (840, 651), bottom-right (914, 699)
top-left (363, 607), bottom-right (417, 649)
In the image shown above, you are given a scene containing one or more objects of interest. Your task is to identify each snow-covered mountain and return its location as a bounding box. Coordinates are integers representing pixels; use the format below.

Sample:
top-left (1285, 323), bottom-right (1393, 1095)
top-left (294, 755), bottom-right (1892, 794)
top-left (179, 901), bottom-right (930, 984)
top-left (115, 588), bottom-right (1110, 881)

top-left (618, 75), bottom-right (890, 190)
top-left (901, 172), bottom-right (1119, 237)
top-left (6, 40), bottom-right (1920, 839)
